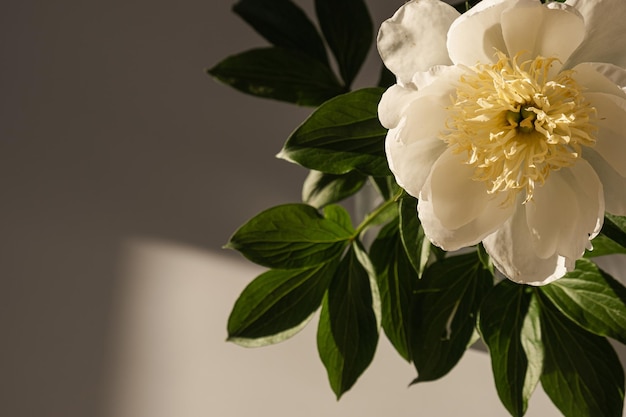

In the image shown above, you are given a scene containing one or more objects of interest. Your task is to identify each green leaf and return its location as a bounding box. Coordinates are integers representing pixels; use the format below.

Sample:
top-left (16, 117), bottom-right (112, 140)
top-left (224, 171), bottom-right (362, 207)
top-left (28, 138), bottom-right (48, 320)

top-left (322, 204), bottom-right (354, 233)
top-left (410, 252), bottom-right (494, 383)
top-left (208, 47), bottom-right (344, 106)
top-left (538, 292), bottom-right (625, 417)
top-left (302, 170), bottom-right (366, 208)
top-left (314, 0), bottom-right (372, 86)
top-left (479, 281), bottom-right (538, 417)
top-left (539, 259), bottom-right (626, 344)
top-left (598, 213), bottom-right (626, 251)
top-left (399, 195), bottom-right (429, 276)
top-left (228, 261), bottom-right (338, 346)
top-left (370, 219), bottom-right (418, 361)
top-left (520, 295), bottom-right (544, 415)
top-left (586, 234), bottom-right (626, 257)
top-left (233, 0), bottom-right (329, 65)
top-left (226, 203), bottom-right (353, 269)
top-left (317, 243), bottom-right (379, 399)
top-left (278, 88), bottom-right (390, 176)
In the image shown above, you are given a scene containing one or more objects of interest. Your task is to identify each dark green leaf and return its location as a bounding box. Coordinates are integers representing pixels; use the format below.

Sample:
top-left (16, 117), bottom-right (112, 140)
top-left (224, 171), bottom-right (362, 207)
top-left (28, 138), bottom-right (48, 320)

top-left (228, 260), bottom-right (338, 346)
top-left (233, 0), bottom-right (329, 65)
top-left (314, 0), bottom-right (372, 86)
top-left (538, 292), bottom-right (625, 417)
top-left (302, 170), bottom-right (367, 208)
top-left (317, 244), bottom-right (379, 399)
top-left (410, 252), bottom-right (494, 383)
top-left (399, 195), bottom-right (428, 276)
top-left (278, 88), bottom-right (390, 176)
top-left (226, 203), bottom-right (353, 269)
top-left (479, 281), bottom-right (537, 417)
top-left (539, 259), bottom-right (626, 344)
top-left (208, 47), bottom-right (344, 106)
top-left (370, 219), bottom-right (418, 361)
top-left (520, 295), bottom-right (544, 415)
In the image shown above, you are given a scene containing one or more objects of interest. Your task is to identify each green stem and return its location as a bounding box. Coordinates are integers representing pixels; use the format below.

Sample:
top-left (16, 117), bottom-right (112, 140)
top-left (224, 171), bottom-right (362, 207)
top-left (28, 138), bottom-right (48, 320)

top-left (353, 191), bottom-right (401, 238)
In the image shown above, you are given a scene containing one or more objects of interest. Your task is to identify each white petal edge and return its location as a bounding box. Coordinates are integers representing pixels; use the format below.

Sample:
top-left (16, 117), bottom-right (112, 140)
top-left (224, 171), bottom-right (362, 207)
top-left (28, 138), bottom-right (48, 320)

top-left (500, 1), bottom-right (584, 68)
top-left (377, 0), bottom-right (459, 86)
top-left (446, 0), bottom-right (517, 66)
top-left (565, 0), bottom-right (626, 68)
top-left (584, 92), bottom-right (626, 177)
top-left (583, 148), bottom-right (626, 216)
top-left (418, 149), bottom-right (514, 251)
top-left (483, 205), bottom-right (574, 285)
top-left (525, 160), bottom-right (604, 261)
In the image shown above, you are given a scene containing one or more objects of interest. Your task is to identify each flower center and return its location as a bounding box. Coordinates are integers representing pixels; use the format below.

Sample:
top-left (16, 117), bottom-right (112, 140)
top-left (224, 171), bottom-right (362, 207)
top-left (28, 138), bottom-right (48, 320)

top-left (442, 51), bottom-right (596, 203)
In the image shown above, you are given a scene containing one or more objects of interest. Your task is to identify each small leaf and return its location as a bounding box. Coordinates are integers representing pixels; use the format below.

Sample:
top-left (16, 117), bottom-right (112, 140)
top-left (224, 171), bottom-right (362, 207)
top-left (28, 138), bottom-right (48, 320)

top-left (539, 258), bottom-right (626, 344)
top-left (370, 219), bottom-right (418, 361)
top-left (228, 261), bottom-right (338, 346)
top-left (538, 293), bottom-right (625, 417)
top-left (302, 170), bottom-right (367, 208)
top-left (226, 203), bottom-right (353, 269)
top-left (399, 195), bottom-right (428, 276)
top-left (323, 204), bottom-right (354, 233)
top-left (317, 244), bottom-right (379, 399)
top-left (410, 252), bottom-right (494, 383)
top-left (479, 281), bottom-right (536, 417)
top-left (208, 47), bottom-right (344, 106)
top-left (233, 0), bottom-right (329, 65)
top-left (314, 0), bottom-right (372, 86)
top-left (278, 88), bottom-right (390, 176)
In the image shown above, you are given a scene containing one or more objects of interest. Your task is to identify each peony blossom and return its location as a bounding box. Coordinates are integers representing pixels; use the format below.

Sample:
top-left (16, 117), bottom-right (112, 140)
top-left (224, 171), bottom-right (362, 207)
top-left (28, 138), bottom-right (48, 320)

top-left (377, 0), bottom-right (626, 285)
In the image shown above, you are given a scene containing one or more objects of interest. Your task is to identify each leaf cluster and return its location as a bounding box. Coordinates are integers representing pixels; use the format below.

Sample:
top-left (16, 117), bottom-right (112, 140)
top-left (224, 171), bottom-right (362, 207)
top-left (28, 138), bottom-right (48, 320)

top-left (210, 0), bottom-right (626, 416)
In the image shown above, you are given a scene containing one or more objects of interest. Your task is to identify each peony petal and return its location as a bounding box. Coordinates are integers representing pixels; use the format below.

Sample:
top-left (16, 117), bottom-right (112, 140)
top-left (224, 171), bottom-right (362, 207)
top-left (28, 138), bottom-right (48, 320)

top-left (378, 85), bottom-right (420, 129)
top-left (483, 205), bottom-right (574, 285)
top-left (572, 63), bottom-right (626, 97)
top-left (584, 92), bottom-right (626, 177)
top-left (417, 149), bottom-right (514, 251)
top-left (584, 148), bottom-right (626, 216)
top-left (565, 0), bottom-right (626, 68)
top-left (384, 95), bottom-right (451, 197)
top-left (446, 0), bottom-right (515, 65)
top-left (525, 160), bottom-right (603, 261)
top-left (377, 0), bottom-right (459, 85)
top-left (501, 2), bottom-right (584, 66)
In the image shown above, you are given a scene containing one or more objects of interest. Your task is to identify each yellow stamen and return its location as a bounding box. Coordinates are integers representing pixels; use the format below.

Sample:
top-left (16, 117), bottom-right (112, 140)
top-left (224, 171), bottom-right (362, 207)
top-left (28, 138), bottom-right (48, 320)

top-left (441, 51), bottom-right (597, 203)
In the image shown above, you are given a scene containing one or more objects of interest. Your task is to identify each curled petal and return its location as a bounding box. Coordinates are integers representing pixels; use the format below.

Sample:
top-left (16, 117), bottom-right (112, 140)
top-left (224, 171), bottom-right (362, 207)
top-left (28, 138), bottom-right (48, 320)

top-left (446, 0), bottom-right (512, 65)
top-left (525, 160), bottom-right (603, 261)
top-left (572, 63), bottom-right (626, 97)
top-left (584, 148), bottom-right (626, 216)
top-left (378, 85), bottom-right (420, 129)
top-left (565, 0), bottom-right (626, 68)
top-left (377, 0), bottom-right (458, 85)
top-left (385, 96), bottom-right (450, 195)
top-left (501, 1), bottom-right (584, 67)
top-left (483, 206), bottom-right (574, 285)
top-left (418, 149), bottom-right (514, 251)
top-left (585, 92), bottom-right (626, 177)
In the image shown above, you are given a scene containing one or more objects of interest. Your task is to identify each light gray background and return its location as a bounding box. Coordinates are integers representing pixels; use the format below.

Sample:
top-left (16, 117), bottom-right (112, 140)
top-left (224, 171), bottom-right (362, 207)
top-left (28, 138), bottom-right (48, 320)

top-left (1, 1), bottom-right (623, 416)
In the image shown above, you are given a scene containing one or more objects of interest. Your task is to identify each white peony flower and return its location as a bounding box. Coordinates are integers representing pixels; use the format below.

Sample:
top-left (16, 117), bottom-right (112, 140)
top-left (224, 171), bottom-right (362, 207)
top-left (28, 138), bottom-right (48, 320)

top-left (378, 0), bottom-right (626, 285)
